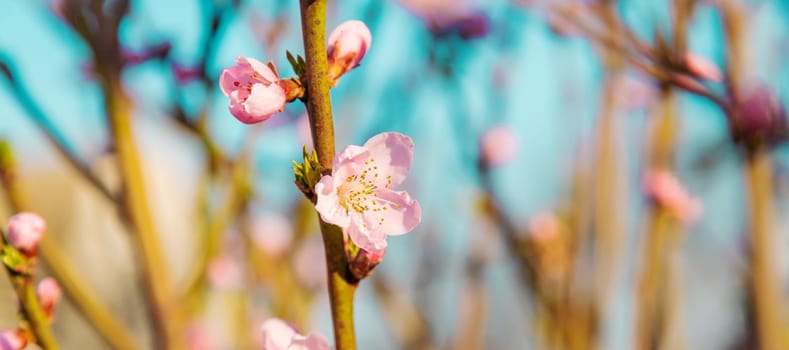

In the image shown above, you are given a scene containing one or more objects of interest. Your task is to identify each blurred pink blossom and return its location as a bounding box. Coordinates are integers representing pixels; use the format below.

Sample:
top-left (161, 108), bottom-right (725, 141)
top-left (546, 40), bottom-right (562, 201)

top-left (6, 212), bottom-right (46, 256)
top-left (36, 277), bottom-right (62, 318)
top-left (327, 20), bottom-right (372, 81)
top-left (293, 237), bottom-right (326, 289)
top-left (642, 169), bottom-right (703, 224)
top-left (251, 212), bottom-right (294, 258)
top-left (0, 329), bottom-right (26, 350)
top-left (479, 125), bottom-right (519, 168)
top-left (260, 318), bottom-right (330, 350)
top-left (183, 322), bottom-right (217, 350)
top-left (315, 132), bottom-right (421, 253)
top-left (528, 211), bottom-right (560, 242)
top-left (398, 0), bottom-right (490, 39)
top-left (684, 53), bottom-right (722, 83)
top-left (296, 113), bottom-right (313, 150)
top-left (207, 255), bottom-right (243, 291)
top-left (220, 56), bottom-right (286, 124)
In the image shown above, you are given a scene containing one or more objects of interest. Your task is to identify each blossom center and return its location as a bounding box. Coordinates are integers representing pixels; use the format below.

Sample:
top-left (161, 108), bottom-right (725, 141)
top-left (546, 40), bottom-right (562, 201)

top-left (337, 175), bottom-right (378, 214)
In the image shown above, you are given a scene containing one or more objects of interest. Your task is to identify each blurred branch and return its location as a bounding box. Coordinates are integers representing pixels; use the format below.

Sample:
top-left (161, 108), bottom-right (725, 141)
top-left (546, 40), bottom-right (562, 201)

top-left (0, 54), bottom-right (116, 203)
top-left (102, 81), bottom-right (175, 348)
top-left (743, 149), bottom-right (785, 350)
top-left (0, 140), bottom-right (139, 350)
top-left (548, 4), bottom-right (729, 110)
top-left (372, 276), bottom-right (435, 350)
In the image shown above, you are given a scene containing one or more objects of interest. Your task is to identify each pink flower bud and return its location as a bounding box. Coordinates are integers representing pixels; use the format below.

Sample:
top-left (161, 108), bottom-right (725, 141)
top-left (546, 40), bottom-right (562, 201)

top-left (729, 83), bottom-right (788, 148)
top-left (260, 318), bottom-right (330, 350)
top-left (348, 248), bottom-right (386, 280)
top-left (479, 125), bottom-right (519, 168)
top-left (36, 277), bottom-right (62, 318)
top-left (642, 169), bottom-right (703, 224)
top-left (251, 212), bottom-right (294, 258)
top-left (0, 329), bottom-right (26, 350)
top-left (219, 56), bottom-right (286, 124)
top-left (327, 20), bottom-right (372, 81)
top-left (684, 53), bottom-right (722, 83)
top-left (6, 212), bottom-right (46, 256)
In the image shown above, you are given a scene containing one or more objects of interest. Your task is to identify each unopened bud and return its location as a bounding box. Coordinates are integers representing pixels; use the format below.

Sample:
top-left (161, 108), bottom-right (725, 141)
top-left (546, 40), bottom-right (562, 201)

top-left (6, 213), bottom-right (46, 256)
top-left (36, 277), bottom-right (62, 319)
top-left (348, 248), bottom-right (385, 280)
top-left (327, 20), bottom-right (372, 82)
top-left (684, 53), bottom-right (722, 82)
top-left (729, 84), bottom-right (788, 149)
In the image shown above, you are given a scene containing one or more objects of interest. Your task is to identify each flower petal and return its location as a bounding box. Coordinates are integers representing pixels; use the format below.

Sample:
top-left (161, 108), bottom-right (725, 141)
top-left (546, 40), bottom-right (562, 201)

top-left (347, 214), bottom-right (388, 252)
top-left (290, 333), bottom-right (331, 350)
top-left (261, 319), bottom-right (298, 350)
top-left (242, 83), bottom-right (286, 123)
top-left (369, 188), bottom-right (421, 236)
top-left (362, 132), bottom-right (414, 188)
top-left (331, 145), bottom-right (370, 184)
top-left (243, 56), bottom-right (279, 82)
top-left (315, 175), bottom-right (350, 229)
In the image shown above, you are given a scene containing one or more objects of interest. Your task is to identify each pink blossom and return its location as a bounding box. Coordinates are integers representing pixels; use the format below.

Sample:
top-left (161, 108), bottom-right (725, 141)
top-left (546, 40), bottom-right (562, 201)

top-left (0, 329), bottom-right (26, 350)
top-left (315, 132), bottom-right (421, 253)
top-left (642, 169), bottom-right (703, 224)
top-left (251, 212), bottom-right (294, 258)
top-left (327, 20), bottom-right (372, 81)
top-left (219, 56), bottom-right (286, 124)
top-left (260, 318), bottom-right (330, 350)
top-left (684, 53), bottom-right (722, 83)
top-left (292, 237), bottom-right (326, 289)
top-left (479, 125), bottom-right (519, 168)
top-left (528, 211), bottom-right (560, 242)
top-left (6, 212), bottom-right (46, 256)
top-left (36, 277), bottom-right (62, 318)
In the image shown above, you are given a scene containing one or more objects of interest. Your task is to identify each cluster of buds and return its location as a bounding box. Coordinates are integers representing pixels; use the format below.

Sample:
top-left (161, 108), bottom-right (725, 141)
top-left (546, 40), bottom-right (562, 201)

top-left (1, 213), bottom-right (62, 350)
top-left (220, 20), bottom-right (372, 125)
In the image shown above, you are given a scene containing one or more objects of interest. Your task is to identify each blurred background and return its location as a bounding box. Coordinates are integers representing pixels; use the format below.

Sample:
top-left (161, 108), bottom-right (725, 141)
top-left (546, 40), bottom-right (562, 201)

top-left (1, 0), bottom-right (788, 349)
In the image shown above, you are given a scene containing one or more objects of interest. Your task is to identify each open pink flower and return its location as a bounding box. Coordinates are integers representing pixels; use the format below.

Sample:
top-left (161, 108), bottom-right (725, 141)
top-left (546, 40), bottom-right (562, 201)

top-left (6, 212), bottom-right (46, 256)
top-left (36, 277), bottom-right (62, 319)
top-left (327, 20), bottom-right (372, 81)
top-left (260, 318), bottom-right (330, 350)
top-left (220, 56), bottom-right (286, 124)
top-left (314, 132), bottom-right (421, 253)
